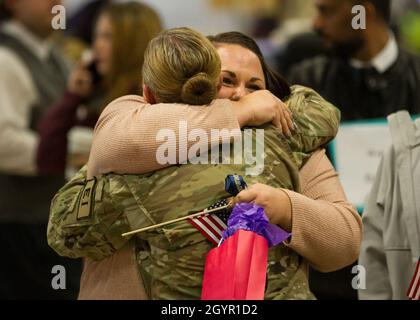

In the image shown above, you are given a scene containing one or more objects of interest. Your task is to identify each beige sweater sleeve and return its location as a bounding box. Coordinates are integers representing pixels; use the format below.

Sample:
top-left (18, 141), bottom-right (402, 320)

top-left (87, 95), bottom-right (240, 178)
top-left (283, 149), bottom-right (362, 273)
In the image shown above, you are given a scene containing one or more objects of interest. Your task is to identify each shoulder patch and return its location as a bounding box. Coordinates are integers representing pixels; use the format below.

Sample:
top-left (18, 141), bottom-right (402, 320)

top-left (77, 177), bottom-right (97, 220)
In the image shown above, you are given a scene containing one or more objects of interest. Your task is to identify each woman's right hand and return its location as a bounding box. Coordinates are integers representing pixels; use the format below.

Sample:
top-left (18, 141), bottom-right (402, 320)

top-left (231, 90), bottom-right (294, 136)
top-left (67, 65), bottom-right (93, 98)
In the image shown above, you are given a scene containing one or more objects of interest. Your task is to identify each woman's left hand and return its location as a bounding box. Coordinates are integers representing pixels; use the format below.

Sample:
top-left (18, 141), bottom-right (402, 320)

top-left (232, 183), bottom-right (292, 231)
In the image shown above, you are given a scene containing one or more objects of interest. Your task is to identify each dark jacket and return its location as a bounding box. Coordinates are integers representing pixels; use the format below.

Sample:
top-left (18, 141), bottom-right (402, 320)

top-left (289, 49), bottom-right (420, 121)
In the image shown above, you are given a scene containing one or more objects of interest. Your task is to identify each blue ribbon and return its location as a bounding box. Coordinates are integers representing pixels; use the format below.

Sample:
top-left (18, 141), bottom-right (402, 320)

top-left (225, 174), bottom-right (247, 196)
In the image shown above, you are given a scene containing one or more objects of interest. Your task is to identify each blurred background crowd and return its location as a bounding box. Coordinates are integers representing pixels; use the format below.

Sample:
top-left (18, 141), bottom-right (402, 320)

top-left (1, 0), bottom-right (420, 300)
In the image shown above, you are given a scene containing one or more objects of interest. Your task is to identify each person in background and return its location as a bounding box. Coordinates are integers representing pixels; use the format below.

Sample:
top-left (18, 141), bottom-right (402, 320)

top-left (36, 1), bottom-right (162, 176)
top-left (288, 0), bottom-right (420, 300)
top-left (275, 32), bottom-right (328, 77)
top-left (359, 111), bottom-right (420, 300)
top-left (53, 0), bottom-right (111, 64)
top-left (289, 0), bottom-right (420, 121)
top-left (0, 0), bottom-right (78, 299)
top-left (66, 0), bottom-right (111, 46)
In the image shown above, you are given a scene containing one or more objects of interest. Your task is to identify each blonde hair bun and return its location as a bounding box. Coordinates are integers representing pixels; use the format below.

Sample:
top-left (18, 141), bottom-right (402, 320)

top-left (143, 27), bottom-right (221, 106)
top-left (181, 72), bottom-right (217, 105)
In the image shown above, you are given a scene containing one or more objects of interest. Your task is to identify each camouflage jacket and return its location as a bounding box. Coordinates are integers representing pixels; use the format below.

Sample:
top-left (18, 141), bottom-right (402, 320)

top-left (47, 86), bottom-right (340, 300)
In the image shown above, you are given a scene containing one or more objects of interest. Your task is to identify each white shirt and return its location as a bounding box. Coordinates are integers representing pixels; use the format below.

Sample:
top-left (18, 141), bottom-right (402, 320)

top-left (349, 32), bottom-right (399, 73)
top-left (0, 21), bottom-right (54, 175)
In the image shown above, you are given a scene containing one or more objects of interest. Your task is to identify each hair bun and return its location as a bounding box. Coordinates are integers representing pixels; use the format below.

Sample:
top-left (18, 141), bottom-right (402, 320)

top-left (181, 72), bottom-right (217, 105)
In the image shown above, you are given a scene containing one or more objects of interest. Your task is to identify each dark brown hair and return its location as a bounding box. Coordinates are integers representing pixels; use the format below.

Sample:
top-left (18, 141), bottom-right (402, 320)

top-left (0, 0), bottom-right (12, 21)
top-left (208, 31), bottom-right (291, 100)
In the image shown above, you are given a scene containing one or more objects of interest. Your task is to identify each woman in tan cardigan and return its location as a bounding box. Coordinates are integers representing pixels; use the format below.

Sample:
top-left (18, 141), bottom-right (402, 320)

top-left (73, 32), bottom-right (362, 299)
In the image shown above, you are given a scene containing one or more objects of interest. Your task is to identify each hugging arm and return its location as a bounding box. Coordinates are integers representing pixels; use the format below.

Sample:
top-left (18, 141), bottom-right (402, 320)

top-left (87, 95), bottom-right (241, 178)
top-left (87, 91), bottom-right (293, 178)
top-left (285, 85), bottom-right (340, 162)
top-left (87, 86), bottom-right (340, 178)
top-left (47, 166), bottom-right (131, 260)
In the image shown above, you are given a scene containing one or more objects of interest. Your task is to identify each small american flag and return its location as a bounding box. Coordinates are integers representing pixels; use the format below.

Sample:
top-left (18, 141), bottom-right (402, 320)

top-left (407, 258), bottom-right (420, 300)
top-left (188, 199), bottom-right (231, 246)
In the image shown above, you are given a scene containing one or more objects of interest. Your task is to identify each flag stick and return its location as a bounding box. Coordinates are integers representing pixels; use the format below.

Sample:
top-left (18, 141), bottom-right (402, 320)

top-left (122, 204), bottom-right (230, 237)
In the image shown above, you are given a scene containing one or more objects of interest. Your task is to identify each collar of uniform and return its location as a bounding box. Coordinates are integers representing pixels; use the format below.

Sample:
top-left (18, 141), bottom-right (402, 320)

top-left (1, 20), bottom-right (53, 61)
top-left (349, 31), bottom-right (398, 73)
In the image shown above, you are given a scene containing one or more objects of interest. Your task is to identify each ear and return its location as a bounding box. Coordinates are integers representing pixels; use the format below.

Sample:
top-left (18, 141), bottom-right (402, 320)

top-left (143, 84), bottom-right (157, 104)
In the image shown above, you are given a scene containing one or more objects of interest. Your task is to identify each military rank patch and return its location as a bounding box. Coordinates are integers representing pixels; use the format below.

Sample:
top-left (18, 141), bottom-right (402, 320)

top-left (77, 177), bottom-right (97, 220)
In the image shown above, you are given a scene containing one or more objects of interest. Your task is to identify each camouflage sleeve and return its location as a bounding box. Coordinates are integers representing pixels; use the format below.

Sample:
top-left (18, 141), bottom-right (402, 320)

top-left (286, 85), bottom-right (340, 156)
top-left (47, 166), bottom-right (132, 261)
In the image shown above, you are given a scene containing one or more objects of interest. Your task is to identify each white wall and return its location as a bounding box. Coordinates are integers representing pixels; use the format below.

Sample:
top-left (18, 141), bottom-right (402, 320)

top-left (138, 0), bottom-right (249, 35)
top-left (64, 0), bottom-right (251, 35)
